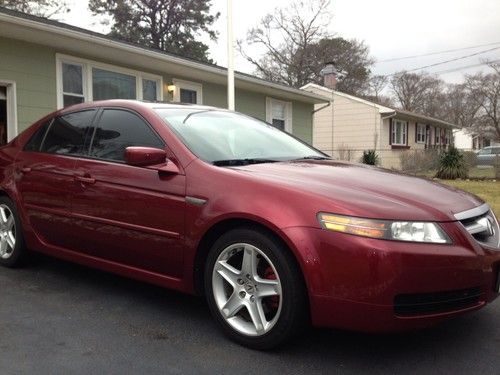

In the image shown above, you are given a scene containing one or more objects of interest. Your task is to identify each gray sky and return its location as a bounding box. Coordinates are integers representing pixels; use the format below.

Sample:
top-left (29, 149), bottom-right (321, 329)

top-left (63, 0), bottom-right (500, 83)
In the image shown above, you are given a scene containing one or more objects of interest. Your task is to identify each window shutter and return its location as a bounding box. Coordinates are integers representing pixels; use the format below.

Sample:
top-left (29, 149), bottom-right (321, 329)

top-left (389, 118), bottom-right (393, 145)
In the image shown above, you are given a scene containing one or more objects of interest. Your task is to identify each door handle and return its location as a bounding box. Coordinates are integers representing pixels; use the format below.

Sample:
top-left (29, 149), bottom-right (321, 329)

top-left (20, 167), bottom-right (31, 174)
top-left (74, 175), bottom-right (96, 184)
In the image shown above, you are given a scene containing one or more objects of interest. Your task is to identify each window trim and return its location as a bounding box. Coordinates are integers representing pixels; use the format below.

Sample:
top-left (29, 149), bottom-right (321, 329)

top-left (56, 54), bottom-right (163, 109)
top-left (172, 78), bottom-right (203, 104)
top-left (266, 97), bottom-right (293, 133)
top-left (391, 119), bottom-right (408, 146)
top-left (416, 123), bottom-right (426, 144)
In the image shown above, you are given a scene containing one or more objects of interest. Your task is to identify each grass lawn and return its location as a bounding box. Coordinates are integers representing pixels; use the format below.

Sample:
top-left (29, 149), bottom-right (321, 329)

top-left (440, 180), bottom-right (500, 217)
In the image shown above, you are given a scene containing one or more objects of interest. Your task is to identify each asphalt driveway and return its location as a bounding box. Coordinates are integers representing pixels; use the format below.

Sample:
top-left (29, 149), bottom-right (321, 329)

top-left (0, 255), bottom-right (499, 374)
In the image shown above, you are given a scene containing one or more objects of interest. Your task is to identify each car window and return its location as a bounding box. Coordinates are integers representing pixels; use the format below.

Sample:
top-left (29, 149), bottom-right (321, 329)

top-left (493, 147), bottom-right (500, 155)
top-left (478, 148), bottom-right (491, 155)
top-left (89, 109), bottom-right (163, 162)
top-left (40, 110), bottom-right (96, 155)
top-left (24, 119), bottom-right (52, 152)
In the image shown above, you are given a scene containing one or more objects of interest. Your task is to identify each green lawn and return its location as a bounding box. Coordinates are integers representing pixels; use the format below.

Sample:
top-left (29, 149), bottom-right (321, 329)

top-left (441, 180), bottom-right (500, 217)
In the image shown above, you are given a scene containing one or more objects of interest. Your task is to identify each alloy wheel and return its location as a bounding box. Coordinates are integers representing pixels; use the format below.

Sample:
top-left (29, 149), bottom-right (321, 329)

top-left (211, 243), bottom-right (283, 336)
top-left (0, 204), bottom-right (16, 260)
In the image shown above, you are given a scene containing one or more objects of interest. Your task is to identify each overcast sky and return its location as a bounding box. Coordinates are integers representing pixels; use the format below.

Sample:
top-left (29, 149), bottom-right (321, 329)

top-left (63, 0), bottom-right (500, 84)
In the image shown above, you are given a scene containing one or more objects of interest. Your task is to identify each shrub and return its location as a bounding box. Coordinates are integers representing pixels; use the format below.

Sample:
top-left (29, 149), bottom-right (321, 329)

top-left (337, 144), bottom-right (352, 161)
top-left (361, 150), bottom-right (379, 165)
top-left (399, 149), bottom-right (439, 173)
top-left (435, 146), bottom-right (468, 179)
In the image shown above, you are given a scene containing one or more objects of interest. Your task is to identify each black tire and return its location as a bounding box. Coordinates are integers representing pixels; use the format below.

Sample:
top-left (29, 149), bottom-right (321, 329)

top-left (204, 227), bottom-right (308, 350)
top-left (0, 196), bottom-right (29, 268)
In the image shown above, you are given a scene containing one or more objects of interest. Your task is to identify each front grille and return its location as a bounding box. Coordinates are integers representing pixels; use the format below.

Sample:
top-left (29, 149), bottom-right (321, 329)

top-left (394, 287), bottom-right (483, 316)
top-left (455, 204), bottom-right (500, 250)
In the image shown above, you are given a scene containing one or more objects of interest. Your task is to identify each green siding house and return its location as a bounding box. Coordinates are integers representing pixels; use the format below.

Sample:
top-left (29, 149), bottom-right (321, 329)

top-left (0, 7), bottom-right (325, 144)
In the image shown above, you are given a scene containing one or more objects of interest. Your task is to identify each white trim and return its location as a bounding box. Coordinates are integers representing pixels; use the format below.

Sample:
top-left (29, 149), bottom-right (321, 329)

top-left (0, 80), bottom-right (18, 141)
top-left (56, 54), bottom-right (163, 109)
top-left (172, 78), bottom-right (203, 104)
top-left (392, 119), bottom-right (408, 146)
top-left (266, 97), bottom-right (293, 133)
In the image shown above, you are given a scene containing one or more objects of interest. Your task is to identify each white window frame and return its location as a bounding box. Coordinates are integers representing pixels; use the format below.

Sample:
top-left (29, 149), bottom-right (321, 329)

top-left (266, 97), bottom-right (293, 133)
top-left (391, 119), bottom-right (407, 146)
top-left (56, 54), bottom-right (163, 109)
top-left (416, 123), bottom-right (426, 144)
top-left (0, 79), bottom-right (18, 141)
top-left (172, 78), bottom-right (203, 104)
top-left (445, 129), bottom-right (451, 145)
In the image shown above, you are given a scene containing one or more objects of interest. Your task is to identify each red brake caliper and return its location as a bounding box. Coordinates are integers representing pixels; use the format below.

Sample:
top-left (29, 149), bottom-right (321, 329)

top-left (264, 266), bottom-right (280, 311)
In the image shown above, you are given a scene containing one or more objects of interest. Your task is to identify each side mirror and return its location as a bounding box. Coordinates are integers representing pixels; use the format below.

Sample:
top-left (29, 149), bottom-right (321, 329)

top-left (125, 147), bottom-right (167, 167)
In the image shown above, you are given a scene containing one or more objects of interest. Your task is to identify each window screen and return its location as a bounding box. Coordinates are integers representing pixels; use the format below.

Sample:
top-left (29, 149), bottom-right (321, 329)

top-left (90, 109), bottom-right (163, 162)
top-left (40, 110), bottom-right (96, 155)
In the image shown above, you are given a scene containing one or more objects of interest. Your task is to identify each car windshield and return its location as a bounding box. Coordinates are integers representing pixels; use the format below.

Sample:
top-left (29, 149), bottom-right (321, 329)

top-left (154, 108), bottom-right (327, 165)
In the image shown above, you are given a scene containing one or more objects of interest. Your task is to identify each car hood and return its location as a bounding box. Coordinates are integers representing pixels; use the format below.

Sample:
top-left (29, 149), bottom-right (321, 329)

top-left (231, 160), bottom-right (483, 222)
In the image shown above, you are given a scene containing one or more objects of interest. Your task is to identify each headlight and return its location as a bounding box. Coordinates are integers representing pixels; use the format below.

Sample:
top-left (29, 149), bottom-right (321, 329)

top-left (317, 213), bottom-right (451, 244)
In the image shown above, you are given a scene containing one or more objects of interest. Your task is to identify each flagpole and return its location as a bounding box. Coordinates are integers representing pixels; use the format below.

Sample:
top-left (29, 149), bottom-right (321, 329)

top-left (227, 0), bottom-right (235, 110)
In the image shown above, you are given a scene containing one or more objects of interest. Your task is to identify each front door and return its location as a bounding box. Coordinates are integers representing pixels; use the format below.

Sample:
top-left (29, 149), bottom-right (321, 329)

top-left (70, 108), bottom-right (186, 278)
top-left (0, 86), bottom-right (7, 145)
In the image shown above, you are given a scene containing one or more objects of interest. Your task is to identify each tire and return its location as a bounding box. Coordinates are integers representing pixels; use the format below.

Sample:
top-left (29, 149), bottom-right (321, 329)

top-left (204, 227), bottom-right (307, 350)
top-left (0, 196), bottom-right (29, 268)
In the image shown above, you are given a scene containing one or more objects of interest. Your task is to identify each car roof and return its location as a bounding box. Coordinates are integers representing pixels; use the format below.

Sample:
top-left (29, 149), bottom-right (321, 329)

top-left (58, 100), bottom-right (223, 115)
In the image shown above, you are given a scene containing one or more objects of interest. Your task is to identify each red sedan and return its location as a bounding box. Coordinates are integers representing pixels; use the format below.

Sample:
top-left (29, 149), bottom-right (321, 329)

top-left (0, 100), bottom-right (499, 349)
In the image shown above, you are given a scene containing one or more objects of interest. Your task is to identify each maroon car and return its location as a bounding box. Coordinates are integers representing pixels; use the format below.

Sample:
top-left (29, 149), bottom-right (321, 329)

top-left (0, 100), bottom-right (499, 349)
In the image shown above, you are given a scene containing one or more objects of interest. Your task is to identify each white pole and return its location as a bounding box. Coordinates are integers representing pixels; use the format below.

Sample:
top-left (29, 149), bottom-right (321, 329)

top-left (227, 0), bottom-right (235, 110)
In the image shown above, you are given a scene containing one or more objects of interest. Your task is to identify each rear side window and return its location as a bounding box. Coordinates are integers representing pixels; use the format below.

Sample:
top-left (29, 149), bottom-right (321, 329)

top-left (40, 110), bottom-right (96, 155)
top-left (24, 119), bottom-right (52, 152)
top-left (90, 109), bottom-right (163, 162)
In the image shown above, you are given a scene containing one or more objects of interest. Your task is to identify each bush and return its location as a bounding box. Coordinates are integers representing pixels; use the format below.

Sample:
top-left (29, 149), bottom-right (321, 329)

top-left (361, 150), bottom-right (379, 165)
top-left (399, 149), bottom-right (439, 173)
top-left (435, 146), bottom-right (468, 180)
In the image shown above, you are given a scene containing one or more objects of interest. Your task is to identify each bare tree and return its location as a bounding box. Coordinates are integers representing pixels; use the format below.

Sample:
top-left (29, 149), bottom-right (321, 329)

top-left (389, 71), bottom-right (444, 116)
top-left (0, 0), bottom-right (69, 18)
top-left (367, 75), bottom-right (388, 101)
top-left (441, 83), bottom-right (481, 128)
top-left (238, 0), bottom-right (373, 94)
top-left (465, 63), bottom-right (500, 141)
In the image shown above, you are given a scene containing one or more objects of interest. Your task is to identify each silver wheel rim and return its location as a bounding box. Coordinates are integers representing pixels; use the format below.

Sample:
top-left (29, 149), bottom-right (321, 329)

top-left (212, 243), bottom-right (283, 337)
top-left (0, 204), bottom-right (15, 260)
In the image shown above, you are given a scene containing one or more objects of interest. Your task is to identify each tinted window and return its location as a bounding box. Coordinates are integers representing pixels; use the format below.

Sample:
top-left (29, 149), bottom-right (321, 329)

top-left (24, 119), bottom-right (52, 152)
top-left (90, 109), bottom-right (163, 162)
top-left (40, 110), bottom-right (96, 155)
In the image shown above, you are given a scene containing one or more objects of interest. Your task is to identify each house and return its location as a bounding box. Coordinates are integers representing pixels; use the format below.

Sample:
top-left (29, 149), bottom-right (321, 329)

top-left (302, 79), bottom-right (459, 169)
top-left (454, 128), bottom-right (499, 150)
top-left (0, 7), bottom-right (326, 145)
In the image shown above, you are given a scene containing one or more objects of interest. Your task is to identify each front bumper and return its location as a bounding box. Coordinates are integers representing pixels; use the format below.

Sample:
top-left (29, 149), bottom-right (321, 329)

top-left (283, 222), bottom-right (500, 332)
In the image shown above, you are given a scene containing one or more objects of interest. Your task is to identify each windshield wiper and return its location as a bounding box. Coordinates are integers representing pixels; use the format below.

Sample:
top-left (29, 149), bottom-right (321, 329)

top-left (292, 155), bottom-right (331, 161)
top-left (213, 158), bottom-right (280, 166)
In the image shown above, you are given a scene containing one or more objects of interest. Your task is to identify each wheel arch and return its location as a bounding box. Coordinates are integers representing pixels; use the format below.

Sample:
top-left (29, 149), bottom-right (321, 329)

top-left (192, 217), bottom-right (310, 303)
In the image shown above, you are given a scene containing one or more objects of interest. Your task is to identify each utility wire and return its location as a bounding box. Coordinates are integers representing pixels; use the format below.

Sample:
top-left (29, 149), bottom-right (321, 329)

top-left (376, 41), bottom-right (500, 63)
top-left (384, 46), bottom-right (500, 77)
top-left (432, 58), bottom-right (500, 75)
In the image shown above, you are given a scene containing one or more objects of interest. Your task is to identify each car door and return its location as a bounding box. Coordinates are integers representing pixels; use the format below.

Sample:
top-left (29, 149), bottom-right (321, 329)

top-left (70, 108), bottom-right (186, 278)
top-left (15, 109), bottom-right (97, 249)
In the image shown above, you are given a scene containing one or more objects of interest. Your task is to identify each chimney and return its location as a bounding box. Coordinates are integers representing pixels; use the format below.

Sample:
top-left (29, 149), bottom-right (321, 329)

top-left (320, 61), bottom-right (338, 90)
